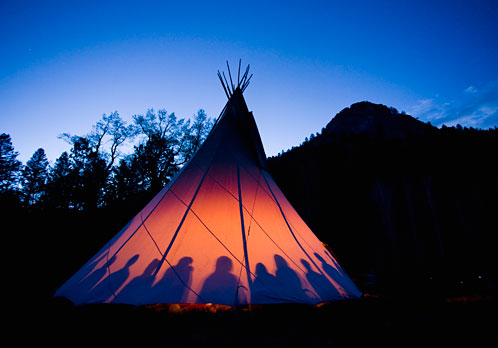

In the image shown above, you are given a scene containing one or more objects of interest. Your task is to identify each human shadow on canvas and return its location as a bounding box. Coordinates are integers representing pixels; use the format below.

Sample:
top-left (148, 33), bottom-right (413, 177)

top-left (273, 254), bottom-right (311, 302)
top-left (87, 254), bottom-right (139, 302)
top-left (301, 259), bottom-right (340, 300)
top-left (112, 258), bottom-right (160, 304)
top-left (150, 256), bottom-right (194, 303)
top-left (199, 256), bottom-right (238, 305)
top-left (315, 252), bottom-right (345, 278)
top-left (76, 255), bottom-right (117, 297)
top-left (252, 262), bottom-right (279, 303)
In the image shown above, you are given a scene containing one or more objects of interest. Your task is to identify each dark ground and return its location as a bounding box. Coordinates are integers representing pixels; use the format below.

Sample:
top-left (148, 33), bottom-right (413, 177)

top-left (8, 278), bottom-right (496, 348)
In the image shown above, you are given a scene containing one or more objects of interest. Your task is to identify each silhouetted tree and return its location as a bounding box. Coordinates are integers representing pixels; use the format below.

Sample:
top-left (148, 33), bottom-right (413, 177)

top-left (59, 112), bottom-right (135, 208)
top-left (68, 136), bottom-right (108, 209)
top-left (21, 148), bottom-right (49, 205)
top-left (46, 151), bottom-right (73, 209)
top-left (112, 157), bottom-right (143, 201)
top-left (130, 132), bottom-right (178, 193)
top-left (118, 109), bottom-right (214, 195)
top-left (182, 109), bottom-right (213, 163)
top-left (0, 133), bottom-right (22, 192)
top-left (87, 111), bottom-right (136, 172)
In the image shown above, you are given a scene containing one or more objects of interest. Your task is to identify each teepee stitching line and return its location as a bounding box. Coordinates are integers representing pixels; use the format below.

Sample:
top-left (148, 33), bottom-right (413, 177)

top-left (106, 182), bottom-right (178, 264)
top-left (193, 161), bottom-right (276, 215)
top-left (245, 169), bottom-right (261, 239)
top-left (168, 189), bottom-right (245, 268)
top-left (234, 162), bottom-right (253, 306)
top-left (282, 208), bottom-right (321, 258)
top-left (160, 253), bottom-right (207, 303)
top-left (141, 213), bottom-right (164, 256)
top-left (240, 164), bottom-right (277, 204)
top-left (234, 167), bottom-right (261, 303)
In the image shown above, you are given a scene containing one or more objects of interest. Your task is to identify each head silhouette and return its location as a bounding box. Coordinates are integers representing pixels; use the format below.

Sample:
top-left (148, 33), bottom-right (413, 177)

top-left (314, 253), bottom-right (325, 263)
top-left (301, 259), bottom-right (312, 271)
top-left (255, 263), bottom-right (269, 276)
top-left (126, 254), bottom-right (140, 267)
top-left (215, 256), bottom-right (233, 273)
top-left (274, 254), bottom-right (288, 269)
top-left (177, 256), bottom-right (193, 267)
top-left (143, 259), bottom-right (160, 276)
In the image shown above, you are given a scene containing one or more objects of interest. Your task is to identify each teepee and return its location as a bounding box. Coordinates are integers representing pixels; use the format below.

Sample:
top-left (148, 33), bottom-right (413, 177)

top-left (55, 63), bottom-right (361, 306)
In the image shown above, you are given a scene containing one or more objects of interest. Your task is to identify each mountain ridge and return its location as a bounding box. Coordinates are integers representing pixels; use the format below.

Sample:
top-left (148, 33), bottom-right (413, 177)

top-left (268, 101), bottom-right (498, 290)
top-left (324, 101), bottom-right (435, 138)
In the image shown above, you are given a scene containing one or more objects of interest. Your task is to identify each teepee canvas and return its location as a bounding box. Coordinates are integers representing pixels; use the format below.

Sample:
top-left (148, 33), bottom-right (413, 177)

top-left (55, 64), bottom-right (361, 306)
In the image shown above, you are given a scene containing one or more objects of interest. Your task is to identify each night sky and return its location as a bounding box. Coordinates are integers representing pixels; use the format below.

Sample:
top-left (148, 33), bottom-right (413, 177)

top-left (1, 0), bottom-right (497, 163)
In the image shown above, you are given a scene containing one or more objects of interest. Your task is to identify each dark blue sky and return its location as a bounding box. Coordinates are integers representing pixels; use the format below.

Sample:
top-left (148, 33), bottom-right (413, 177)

top-left (1, 0), bottom-right (497, 163)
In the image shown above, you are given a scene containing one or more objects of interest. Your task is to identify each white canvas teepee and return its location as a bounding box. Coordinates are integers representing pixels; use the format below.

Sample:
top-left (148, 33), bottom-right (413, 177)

top-left (55, 65), bottom-right (361, 306)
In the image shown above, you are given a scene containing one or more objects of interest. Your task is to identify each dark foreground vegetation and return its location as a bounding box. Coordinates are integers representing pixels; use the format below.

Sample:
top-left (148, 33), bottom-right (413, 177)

top-left (2, 102), bottom-right (497, 346)
top-left (24, 295), bottom-right (496, 347)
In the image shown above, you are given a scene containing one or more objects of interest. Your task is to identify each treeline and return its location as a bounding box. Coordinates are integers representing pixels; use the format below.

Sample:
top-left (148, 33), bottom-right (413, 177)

top-left (268, 101), bottom-right (498, 294)
top-left (1, 109), bottom-right (214, 210)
